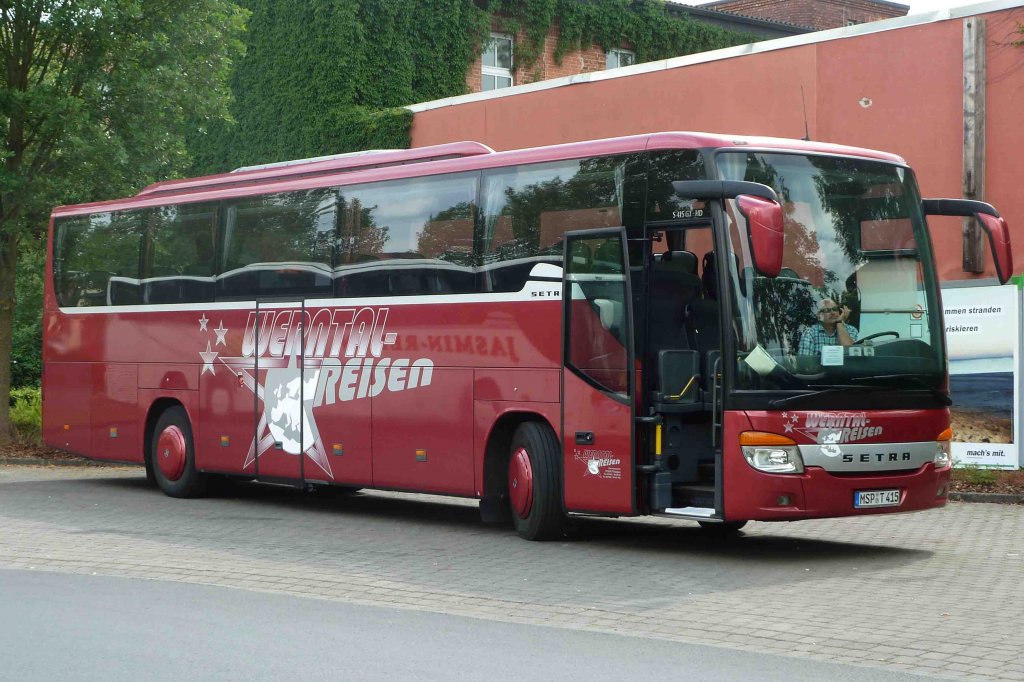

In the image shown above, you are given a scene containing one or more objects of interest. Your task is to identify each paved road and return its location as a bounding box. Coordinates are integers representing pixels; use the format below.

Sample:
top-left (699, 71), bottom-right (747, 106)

top-left (0, 465), bottom-right (1021, 680)
top-left (0, 569), bottom-right (923, 682)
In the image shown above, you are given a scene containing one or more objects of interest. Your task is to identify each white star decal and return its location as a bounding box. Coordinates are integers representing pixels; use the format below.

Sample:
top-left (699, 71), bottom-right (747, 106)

top-left (198, 314), bottom-right (209, 332)
top-left (220, 352), bottom-right (333, 479)
top-left (199, 341), bottom-right (218, 375)
top-left (213, 321), bottom-right (228, 346)
top-left (783, 421), bottom-right (794, 433)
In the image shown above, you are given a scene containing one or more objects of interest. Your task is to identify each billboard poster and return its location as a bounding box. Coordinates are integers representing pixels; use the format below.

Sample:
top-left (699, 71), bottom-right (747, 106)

top-left (942, 283), bottom-right (1019, 469)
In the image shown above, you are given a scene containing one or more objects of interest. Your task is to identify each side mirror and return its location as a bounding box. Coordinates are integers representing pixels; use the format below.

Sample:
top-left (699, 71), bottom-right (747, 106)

top-left (737, 195), bottom-right (784, 277)
top-left (922, 199), bottom-right (1014, 284)
top-left (977, 213), bottom-right (1013, 284)
top-left (671, 180), bottom-right (784, 277)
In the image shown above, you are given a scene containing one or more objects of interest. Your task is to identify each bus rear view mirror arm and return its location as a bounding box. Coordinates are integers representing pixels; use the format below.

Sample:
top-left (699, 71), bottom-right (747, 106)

top-left (922, 198), bottom-right (1013, 284)
top-left (671, 180), bottom-right (784, 278)
top-left (671, 180), bottom-right (779, 203)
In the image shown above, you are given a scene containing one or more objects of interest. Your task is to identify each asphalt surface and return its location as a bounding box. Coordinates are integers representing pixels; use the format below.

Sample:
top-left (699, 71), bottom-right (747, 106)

top-left (0, 569), bottom-right (926, 682)
top-left (1, 465), bottom-right (1022, 680)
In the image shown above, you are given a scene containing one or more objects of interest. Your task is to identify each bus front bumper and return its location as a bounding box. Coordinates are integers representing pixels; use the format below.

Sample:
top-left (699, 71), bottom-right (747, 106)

top-left (724, 462), bottom-right (952, 522)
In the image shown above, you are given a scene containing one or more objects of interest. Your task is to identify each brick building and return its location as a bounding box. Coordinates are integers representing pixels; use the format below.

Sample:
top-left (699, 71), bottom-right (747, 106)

top-left (467, 5), bottom-right (810, 93)
top-left (702, 0), bottom-right (909, 30)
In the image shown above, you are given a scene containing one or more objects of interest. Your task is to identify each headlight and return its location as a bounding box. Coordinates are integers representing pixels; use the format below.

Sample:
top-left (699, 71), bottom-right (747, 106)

top-left (934, 428), bottom-right (952, 469)
top-left (740, 431), bottom-right (804, 474)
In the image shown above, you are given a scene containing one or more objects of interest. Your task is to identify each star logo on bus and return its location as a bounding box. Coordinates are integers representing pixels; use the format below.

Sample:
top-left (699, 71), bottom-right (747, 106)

top-left (217, 350), bottom-right (333, 480)
top-left (199, 341), bottom-right (218, 375)
top-left (213, 321), bottom-right (228, 346)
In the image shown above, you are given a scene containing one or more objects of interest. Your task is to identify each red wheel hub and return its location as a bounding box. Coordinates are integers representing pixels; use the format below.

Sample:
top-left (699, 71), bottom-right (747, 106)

top-left (156, 425), bottom-right (187, 482)
top-left (508, 447), bottom-right (534, 519)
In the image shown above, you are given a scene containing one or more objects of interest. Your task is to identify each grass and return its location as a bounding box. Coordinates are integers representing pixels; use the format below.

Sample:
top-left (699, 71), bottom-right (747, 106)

top-left (953, 465), bottom-right (999, 487)
top-left (9, 386), bottom-right (42, 445)
top-left (951, 465), bottom-right (1024, 492)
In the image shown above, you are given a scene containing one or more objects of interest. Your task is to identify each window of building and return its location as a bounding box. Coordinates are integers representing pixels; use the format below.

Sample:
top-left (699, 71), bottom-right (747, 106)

top-left (482, 33), bottom-right (513, 91)
top-left (605, 48), bottom-right (635, 70)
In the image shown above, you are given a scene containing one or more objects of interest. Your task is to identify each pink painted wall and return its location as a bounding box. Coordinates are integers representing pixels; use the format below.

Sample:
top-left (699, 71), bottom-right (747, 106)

top-left (411, 7), bottom-right (1024, 282)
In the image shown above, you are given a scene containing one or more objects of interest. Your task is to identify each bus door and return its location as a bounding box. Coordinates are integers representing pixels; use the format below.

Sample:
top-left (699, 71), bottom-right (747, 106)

top-left (253, 300), bottom-right (306, 482)
top-left (561, 228), bottom-right (636, 515)
top-left (300, 301), bottom-right (373, 487)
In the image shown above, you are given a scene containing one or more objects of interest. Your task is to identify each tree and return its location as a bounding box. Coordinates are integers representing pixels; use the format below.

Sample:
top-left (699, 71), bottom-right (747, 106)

top-left (0, 1), bottom-right (246, 443)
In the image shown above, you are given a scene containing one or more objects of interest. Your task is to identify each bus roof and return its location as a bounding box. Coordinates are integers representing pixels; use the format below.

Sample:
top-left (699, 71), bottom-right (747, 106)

top-left (135, 141), bottom-right (495, 198)
top-left (52, 131), bottom-right (906, 217)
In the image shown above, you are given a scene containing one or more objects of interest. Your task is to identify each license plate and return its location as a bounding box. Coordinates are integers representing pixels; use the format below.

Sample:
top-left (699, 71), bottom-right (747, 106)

top-left (854, 489), bottom-right (901, 508)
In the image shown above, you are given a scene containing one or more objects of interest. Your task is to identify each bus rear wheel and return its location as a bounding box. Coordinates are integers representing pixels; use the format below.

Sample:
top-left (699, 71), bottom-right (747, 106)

top-left (150, 406), bottom-right (207, 498)
top-left (508, 422), bottom-right (564, 541)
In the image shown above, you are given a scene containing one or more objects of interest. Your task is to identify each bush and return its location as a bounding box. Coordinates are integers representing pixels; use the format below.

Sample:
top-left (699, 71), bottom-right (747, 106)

top-left (9, 387), bottom-right (42, 444)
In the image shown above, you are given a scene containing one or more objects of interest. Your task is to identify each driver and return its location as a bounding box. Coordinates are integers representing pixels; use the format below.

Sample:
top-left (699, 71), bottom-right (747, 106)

top-left (798, 298), bottom-right (859, 355)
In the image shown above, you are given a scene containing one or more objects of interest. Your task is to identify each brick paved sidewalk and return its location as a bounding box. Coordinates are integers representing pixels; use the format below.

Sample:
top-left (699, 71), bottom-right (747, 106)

top-left (1, 465), bottom-right (1021, 680)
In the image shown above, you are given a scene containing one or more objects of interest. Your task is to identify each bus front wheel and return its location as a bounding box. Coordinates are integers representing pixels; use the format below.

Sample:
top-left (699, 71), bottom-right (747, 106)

top-left (150, 406), bottom-right (208, 498)
top-left (508, 422), bottom-right (565, 541)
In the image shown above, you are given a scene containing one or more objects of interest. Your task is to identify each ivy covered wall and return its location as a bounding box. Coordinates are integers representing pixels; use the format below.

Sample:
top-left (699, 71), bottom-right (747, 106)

top-left (189, 0), bottom-right (759, 175)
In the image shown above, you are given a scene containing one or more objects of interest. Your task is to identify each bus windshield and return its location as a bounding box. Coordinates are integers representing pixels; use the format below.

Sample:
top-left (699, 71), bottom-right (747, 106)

top-left (718, 151), bottom-right (946, 397)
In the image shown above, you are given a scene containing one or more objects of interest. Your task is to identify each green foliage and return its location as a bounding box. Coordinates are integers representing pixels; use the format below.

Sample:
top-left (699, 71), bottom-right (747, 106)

top-left (193, 0), bottom-right (757, 175)
top-left (492, 0), bottom-right (758, 72)
top-left (9, 387), bottom-right (42, 444)
top-left (191, 0), bottom-right (488, 174)
top-left (319, 107), bottom-right (415, 159)
top-left (11, 241), bottom-right (44, 388)
top-left (0, 1), bottom-right (248, 441)
top-left (0, 1), bottom-right (248, 226)
top-left (954, 464), bottom-right (999, 487)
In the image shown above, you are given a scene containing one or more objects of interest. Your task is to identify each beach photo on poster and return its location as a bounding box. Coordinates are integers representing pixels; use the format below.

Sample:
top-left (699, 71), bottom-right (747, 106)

top-left (949, 372), bottom-right (1013, 444)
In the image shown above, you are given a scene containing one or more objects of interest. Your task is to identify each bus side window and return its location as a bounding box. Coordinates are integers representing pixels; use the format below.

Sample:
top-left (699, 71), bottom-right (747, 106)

top-left (336, 173), bottom-right (478, 298)
top-left (144, 203), bottom-right (217, 304)
top-left (218, 189), bottom-right (336, 300)
top-left (54, 211), bottom-right (144, 307)
top-left (479, 155), bottom-right (641, 293)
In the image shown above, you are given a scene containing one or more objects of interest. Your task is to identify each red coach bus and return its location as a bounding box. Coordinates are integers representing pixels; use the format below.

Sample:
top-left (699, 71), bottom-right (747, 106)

top-left (43, 132), bottom-right (1013, 539)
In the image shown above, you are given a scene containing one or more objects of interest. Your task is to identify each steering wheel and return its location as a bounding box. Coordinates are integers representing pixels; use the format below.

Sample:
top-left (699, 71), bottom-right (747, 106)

top-left (854, 331), bottom-right (900, 345)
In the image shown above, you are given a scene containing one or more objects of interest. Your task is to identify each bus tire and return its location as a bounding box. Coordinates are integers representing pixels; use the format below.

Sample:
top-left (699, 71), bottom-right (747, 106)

top-left (698, 520), bottom-right (747, 534)
top-left (508, 421), bottom-right (564, 541)
top-left (150, 406), bottom-right (207, 499)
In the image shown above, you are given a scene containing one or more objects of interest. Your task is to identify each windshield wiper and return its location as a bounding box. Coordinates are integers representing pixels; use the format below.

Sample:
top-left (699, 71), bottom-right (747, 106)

top-left (768, 376), bottom-right (952, 410)
top-left (768, 384), bottom-right (886, 410)
top-left (850, 374), bottom-right (952, 406)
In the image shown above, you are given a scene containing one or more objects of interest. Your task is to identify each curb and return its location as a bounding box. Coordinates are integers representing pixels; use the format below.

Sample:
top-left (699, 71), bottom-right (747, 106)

top-left (949, 491), bottom-right (1024, 505)
top-left (0, 458), bottom-right (133, 468)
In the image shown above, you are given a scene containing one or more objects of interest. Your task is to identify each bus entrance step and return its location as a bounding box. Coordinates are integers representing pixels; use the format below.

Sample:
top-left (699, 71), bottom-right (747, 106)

top-left (672, 484), bottom-right (714, 509)
top-left (659, 506), bottom-right (716, 520)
